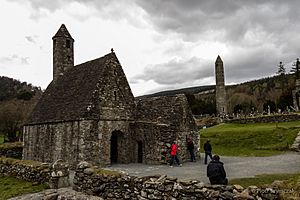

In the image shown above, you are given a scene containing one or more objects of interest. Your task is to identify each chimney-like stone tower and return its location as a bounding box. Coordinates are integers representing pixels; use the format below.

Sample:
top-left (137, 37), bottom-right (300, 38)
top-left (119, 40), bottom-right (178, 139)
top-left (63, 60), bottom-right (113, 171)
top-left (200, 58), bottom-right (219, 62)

top-left (52, 24), bottom-right (74, 81)
top-left (215, 55), bottom-right (227, 115)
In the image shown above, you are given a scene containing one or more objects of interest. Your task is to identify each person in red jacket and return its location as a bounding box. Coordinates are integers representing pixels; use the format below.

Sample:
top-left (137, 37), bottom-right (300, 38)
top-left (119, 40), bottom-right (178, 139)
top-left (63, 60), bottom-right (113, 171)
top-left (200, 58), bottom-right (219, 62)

top-left (169, 141), bottom-right (182, 167)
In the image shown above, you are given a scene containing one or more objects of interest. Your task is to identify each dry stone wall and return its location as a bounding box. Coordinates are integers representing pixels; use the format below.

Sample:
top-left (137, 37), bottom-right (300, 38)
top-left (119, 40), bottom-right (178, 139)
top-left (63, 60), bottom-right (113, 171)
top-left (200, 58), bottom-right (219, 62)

top-left (226, 114), bottom-right (300, 124)
top-left (0, 157), bottom-right (50, 184)
top-left (73, 161), bottom-right (279, 200)
top-left (0, 157), bottom-right (69, 188)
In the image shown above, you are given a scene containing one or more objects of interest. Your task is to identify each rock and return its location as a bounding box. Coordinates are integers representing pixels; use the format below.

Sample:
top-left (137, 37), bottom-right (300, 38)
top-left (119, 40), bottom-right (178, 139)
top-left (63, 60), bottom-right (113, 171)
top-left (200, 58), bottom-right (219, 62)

top-left (83, 168), bottom-right (94, 175)
top-left (8, 188), bottom-right (103, 200)
top-left (194, 182), bottom-right (205, 189)
top-left (77, 161), bottom-right (92, 169)
top-left (270, 180), bottom-right (284, 189)
top-left (220, 191), bottom-right (235, 199)
top-left (173, 182), bottom-right (183, 190)
top-left (233, 184), bottom-right (244, 192)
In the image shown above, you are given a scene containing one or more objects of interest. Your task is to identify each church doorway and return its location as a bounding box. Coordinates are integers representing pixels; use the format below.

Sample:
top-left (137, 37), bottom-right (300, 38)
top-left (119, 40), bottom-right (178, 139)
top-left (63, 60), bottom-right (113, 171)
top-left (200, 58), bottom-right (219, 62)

top-left (137, 141), bottom-right (143, 163)
top-left (110, 131), bottom-right (119, 164)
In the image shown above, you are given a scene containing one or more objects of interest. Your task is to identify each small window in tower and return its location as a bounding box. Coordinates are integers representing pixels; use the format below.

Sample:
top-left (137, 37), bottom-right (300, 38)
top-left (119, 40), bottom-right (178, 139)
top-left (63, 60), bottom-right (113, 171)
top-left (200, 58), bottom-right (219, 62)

top-left (66, 39), bottom-right (71, 48)
top-left (53, 39), bottom-right (56, 48)
top-left (114, 91), bottom-right (117, 101)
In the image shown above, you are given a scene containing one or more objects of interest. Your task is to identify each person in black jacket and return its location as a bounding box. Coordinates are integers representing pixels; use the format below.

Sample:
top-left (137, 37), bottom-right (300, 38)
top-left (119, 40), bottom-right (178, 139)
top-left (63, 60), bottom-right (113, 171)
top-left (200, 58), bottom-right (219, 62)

top-left (204, 140), bottom-right (212, 164)
top-left (207, 155), bottom-right (228, 185)
top-left (187, 138), bottom-right (196, 162)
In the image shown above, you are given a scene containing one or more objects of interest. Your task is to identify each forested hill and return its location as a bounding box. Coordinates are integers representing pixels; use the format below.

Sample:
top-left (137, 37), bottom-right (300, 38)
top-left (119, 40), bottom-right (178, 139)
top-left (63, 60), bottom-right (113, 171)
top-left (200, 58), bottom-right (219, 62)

top-left (0, 76), bottom-right (43, 141)
top-left (139, 73), bottom-right (297, 115)
top-left (0, 76), bottom-right (42, 101)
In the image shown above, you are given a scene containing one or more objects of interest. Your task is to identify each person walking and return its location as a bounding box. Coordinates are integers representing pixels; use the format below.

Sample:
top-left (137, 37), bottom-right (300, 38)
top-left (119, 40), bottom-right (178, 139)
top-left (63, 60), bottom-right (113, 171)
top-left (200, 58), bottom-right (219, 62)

top-left (207, 155), bottom-right (228, 185)
top-left (187, 138), bottom-right (196, 162)
top-left (169, 141), bottom-right (182, 167)
top-left (204, 140), bottom-right (213, 164)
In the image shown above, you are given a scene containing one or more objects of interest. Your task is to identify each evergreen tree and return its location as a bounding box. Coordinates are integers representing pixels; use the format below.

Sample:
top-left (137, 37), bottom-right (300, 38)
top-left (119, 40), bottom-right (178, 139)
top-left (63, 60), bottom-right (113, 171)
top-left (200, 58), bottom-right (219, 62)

top-left (276, 61), bottom-right (286, 75)
top-left (290, 58), bottom-right (300, 78)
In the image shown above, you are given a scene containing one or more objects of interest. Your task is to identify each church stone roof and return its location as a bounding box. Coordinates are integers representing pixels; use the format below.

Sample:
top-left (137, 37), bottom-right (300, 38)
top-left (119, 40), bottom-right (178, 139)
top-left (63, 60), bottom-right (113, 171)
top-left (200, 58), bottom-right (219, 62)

top-left (26, 52), bottom-right (118, 124)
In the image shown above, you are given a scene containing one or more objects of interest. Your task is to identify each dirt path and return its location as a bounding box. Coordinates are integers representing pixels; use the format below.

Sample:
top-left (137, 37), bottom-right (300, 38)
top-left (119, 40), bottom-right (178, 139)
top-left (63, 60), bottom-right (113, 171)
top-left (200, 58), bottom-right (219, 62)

top-left (106, 152), bottom-right (300, 183)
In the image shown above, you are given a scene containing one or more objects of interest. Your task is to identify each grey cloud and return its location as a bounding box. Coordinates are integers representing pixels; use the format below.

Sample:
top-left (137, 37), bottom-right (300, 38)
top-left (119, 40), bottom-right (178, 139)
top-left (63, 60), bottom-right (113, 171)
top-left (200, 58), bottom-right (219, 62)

top-left (25, 36), bottom-right (37, 44)
top-left (135, 0), bottom-right (300, 45)
top-left (133, 56), bottom-right (213, 85)
top-left (17, 0), bottom-right (139, 22)
top-left (0, 54), bottom-right (29, 65)
top-left (17, 0), bottom-right (300, 89)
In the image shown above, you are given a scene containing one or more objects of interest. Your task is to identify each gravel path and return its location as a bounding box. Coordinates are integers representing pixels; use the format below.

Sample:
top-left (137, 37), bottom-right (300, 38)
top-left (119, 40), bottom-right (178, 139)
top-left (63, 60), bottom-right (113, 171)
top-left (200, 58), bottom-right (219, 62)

top-left (106, 152), bottom-right (300, 183)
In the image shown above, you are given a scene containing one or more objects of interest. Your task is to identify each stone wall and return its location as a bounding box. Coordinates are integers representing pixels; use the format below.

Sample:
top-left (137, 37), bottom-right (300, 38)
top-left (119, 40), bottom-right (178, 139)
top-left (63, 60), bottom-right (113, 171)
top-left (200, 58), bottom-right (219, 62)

top-left (23, 119), bottom-right (136, 168)
top-left (73, 162), bottom-right (279, 200)
top-left (23, 120), bottom-right (89, 168)
top-left (0, 157), bottom-right (51, 184)
top-left (226, 114), bottom-right (300, 124)
top-left (135, 95), bottom-right (199, 164)
top-left (0, 157), bottom-right (69, 188)
top-left (0, 142), bottom-right (23, 159)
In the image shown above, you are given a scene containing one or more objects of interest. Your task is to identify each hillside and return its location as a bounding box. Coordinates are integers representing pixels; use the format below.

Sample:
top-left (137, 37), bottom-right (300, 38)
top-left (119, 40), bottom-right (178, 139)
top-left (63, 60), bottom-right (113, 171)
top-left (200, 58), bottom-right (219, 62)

top-left (0, 76), bottom-right (42, 101)
top-left (142, 73), bottom-right (297, 115)
top-left (0, 76), bottom-right (42, 142)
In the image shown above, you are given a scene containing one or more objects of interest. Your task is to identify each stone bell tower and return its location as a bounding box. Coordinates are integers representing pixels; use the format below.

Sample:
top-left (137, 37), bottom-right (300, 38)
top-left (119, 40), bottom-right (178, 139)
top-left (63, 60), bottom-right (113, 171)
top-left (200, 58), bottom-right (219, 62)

top-left (52, 24), bottom-right (74, 81)
top-left (215, 55), bottom-right (227, 115)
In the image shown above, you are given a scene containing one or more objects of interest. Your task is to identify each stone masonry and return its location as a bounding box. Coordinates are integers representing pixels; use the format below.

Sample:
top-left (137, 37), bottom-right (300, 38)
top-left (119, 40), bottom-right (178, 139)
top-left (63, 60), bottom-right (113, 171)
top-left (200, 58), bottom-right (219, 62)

top-left (215, 55), bottom-right (227, 115)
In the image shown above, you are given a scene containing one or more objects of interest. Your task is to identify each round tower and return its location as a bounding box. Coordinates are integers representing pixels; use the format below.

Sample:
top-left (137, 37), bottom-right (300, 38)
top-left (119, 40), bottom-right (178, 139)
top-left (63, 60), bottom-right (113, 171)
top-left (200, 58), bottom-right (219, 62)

top-left (215, 55), bottom-right (227, 115)
top-left (52, 24), bottom-right (74, 81)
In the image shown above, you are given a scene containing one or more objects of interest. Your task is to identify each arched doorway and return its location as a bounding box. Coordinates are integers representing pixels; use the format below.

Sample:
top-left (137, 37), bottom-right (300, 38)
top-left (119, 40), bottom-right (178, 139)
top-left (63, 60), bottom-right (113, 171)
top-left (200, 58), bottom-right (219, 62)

top-left (110, 131), bottom-right (123, 164)
top-left (137, 141), bottom-right (143, 163)
top-left (110, 131), bottom-right (119, 164)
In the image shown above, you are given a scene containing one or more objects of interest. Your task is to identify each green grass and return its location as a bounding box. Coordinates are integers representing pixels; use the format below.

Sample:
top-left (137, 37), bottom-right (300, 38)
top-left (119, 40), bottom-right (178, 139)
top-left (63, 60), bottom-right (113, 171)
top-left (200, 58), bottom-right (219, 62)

top-left (230, 173), bottom-right (300, 199)
top-left (0, 176), bottom-right (49, 200)
top-left (230, 173), bottom-right (298, 188)
top-left (200, 121), bottom-right (300, 156)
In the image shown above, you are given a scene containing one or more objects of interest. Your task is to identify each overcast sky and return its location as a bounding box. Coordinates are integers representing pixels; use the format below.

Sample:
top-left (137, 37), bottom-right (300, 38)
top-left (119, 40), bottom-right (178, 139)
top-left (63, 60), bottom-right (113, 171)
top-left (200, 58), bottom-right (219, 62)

top-left (0, 0), bottom-right (299, 96)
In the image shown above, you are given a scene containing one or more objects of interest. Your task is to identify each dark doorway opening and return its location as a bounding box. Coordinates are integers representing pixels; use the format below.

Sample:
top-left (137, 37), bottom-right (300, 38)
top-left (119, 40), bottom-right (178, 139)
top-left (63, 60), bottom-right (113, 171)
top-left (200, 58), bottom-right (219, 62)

top-left (137, 141), bottom-right (143, 163)
top-left (110, 132), bottom-right (118, 164)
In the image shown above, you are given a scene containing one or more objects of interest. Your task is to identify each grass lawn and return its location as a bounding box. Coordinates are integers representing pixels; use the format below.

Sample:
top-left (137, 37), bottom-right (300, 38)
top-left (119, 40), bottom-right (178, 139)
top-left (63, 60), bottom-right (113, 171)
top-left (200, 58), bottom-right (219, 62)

top-left (0, 176), bottom-right (48, 200)
top-left (230, 173), bottom-right (298, 188)
top-left (230, 173), bottom-right (300, 199)
top-left (200, 121), bottom-right (300, 156)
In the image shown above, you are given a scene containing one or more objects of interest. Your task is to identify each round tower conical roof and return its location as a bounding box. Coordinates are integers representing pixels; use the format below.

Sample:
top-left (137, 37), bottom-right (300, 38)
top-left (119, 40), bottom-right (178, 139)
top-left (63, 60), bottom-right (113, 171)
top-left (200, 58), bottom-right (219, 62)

top-left (52, 24), bottom-right (74, 41)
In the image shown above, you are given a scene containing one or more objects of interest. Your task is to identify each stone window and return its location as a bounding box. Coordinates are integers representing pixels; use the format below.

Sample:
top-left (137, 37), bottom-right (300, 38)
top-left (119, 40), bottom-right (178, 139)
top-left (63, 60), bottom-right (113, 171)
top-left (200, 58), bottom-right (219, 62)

top-left (53, 39), bottom-right (56, 48)
top-left (66, 39), bottom-right (71, 48)
top-left (114, 91), bottom-right (117, 101)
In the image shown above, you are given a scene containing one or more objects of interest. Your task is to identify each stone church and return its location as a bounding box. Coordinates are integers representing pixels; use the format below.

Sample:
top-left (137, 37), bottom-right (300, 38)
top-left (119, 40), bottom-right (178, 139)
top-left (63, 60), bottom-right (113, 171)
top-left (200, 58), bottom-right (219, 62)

top-left (23, 24), bottom-right (199, 167)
